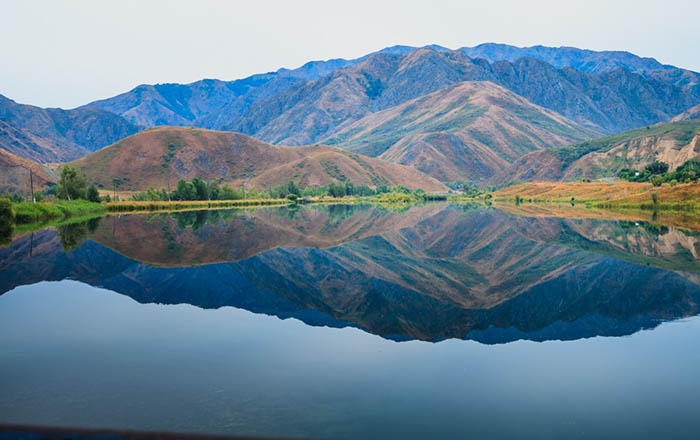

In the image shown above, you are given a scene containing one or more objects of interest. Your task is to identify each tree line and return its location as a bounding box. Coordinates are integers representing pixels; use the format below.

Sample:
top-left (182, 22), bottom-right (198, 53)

top-left (618, 159), bottom-right (699, 186)
top-left (130, 177), bottom-right (421, 202)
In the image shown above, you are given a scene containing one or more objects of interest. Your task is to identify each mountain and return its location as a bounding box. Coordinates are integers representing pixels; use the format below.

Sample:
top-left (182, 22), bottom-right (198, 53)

top-left (226, 49), bottom-right (699, 144)
top-left (461, 43), bottom-right (700, 95)
top-left (0, 147), bottom-right (55, 195)
top-left (493, 120), bottom-right (700, 183)
top-left (81, 57), bottom-right (378, 129)
top-left (82, 46), bottom-right (700, 146)
top-left (70, 126), bottom-right (447, 191)
top-left (325, 81), bottom-right (601, 181)
top-left (80, 45), bottom-right (452, 129)
top-left (0, 94), bottom-right (140, 162)
top-left (460, 43), bottom-right (672, 74)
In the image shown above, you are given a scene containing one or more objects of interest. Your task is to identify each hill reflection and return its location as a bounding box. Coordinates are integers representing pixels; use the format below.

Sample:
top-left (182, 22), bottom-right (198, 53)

top-left (1, 204), bottom-right (699, 343)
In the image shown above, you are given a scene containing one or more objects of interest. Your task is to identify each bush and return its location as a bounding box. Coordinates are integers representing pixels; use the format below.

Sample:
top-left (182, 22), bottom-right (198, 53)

top-left (651, 175), bottom-right (663, 187)
top-left (87, 185), bottom-right (100, 203)
top-left (0, 198), bottom-right (13, 246)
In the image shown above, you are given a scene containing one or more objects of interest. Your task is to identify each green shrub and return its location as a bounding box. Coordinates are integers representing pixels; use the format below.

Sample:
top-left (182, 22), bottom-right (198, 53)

top-left (0, 198), bottom-right (15, 246)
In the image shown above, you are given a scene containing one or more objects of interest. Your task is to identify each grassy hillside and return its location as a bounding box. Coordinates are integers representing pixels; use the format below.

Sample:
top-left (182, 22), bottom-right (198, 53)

top-left (494, 120), bottom-right (700, 184)
top-left (493, 181), bottom-right (700, 210)
top-left (551, 120), bottom-right (700, 167)
top-left (0, 147), bottom-right (56, 195)
top-left (70, 126), bottom-right (447, 192)
top-left (326, 81), bottom-right (599, 181)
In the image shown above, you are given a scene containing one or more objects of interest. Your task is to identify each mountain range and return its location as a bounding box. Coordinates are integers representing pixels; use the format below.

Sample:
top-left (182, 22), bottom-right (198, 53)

top-left (1, 43), bottom-right (700, 189)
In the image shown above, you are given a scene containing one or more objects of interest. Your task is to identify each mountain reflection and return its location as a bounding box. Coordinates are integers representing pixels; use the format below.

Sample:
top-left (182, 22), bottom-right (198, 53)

top-left (1, 204), bottom-right (699, 343)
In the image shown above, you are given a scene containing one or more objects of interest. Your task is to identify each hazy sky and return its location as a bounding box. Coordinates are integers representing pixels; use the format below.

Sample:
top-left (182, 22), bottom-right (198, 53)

top-left (2, 0), bottom-right (699, 109)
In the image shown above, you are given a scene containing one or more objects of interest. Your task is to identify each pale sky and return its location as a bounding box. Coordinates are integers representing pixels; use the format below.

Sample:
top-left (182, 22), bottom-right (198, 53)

top-left (1, 0), bottom-right (699, 109)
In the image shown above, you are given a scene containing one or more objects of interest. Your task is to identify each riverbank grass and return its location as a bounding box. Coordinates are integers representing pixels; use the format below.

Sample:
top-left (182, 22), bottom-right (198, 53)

top-left (11, 200), bottom-right (106, 223)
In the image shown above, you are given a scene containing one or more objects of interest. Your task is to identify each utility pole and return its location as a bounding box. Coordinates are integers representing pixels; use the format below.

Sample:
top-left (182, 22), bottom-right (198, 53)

top-left (29, 168), bottom-right (35, 203)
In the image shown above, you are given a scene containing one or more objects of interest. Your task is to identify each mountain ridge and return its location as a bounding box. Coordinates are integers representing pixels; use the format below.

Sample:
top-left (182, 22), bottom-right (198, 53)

top-left (325, 81), bottom-right (601, 181)
top-left (80, 45), bottom-right (700, 145)
top-left (0, 94), bottom-right (140, 162)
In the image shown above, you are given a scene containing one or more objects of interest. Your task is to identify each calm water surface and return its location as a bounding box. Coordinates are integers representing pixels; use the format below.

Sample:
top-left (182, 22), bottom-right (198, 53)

top-left (1, 204), bottom-right (699, 439)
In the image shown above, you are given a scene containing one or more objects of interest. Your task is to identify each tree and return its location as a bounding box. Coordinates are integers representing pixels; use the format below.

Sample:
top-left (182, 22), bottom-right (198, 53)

top-left (173, 180), bottom-right (197, 200)
top-left (207, 182), bottom-right (220, 201)
top-left (192, 177), bottom-right (209, 200)
top-left (328, 181), bottom-right (346, 198)
top-left (651, 175), bottom-right (663, 187)
top-left (287, 180), bottom-right (300, 196)
top-left (86, 185), bottom-right (100, 203)
top-left (344, 180), bottom-right (355, 196)
top-left (645, 161), bottom-right (669, 175)
top-left (219, 185), bottom-right (242, 200)
top-left (355, 184), bottom-right (375, 196)
top-left (57, 165), bottom-right (88, 200)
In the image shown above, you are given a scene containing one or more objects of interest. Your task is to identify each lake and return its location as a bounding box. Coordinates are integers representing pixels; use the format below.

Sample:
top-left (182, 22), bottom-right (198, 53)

top-left (1, 203), bottom-right (700, 439)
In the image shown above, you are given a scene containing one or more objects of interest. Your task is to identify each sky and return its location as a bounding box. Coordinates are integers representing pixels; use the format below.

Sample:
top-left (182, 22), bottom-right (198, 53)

top-left (1, 0), bottom-right (699, 109)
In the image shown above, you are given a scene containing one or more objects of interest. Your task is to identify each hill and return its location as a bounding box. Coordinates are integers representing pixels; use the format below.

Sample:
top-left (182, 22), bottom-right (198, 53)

top-left (325, 81), bottom-right (600, 181)
top-left (0, 147), bottom-right (55, 195)
top-left (493, 120), bottom-right (700, 183)
top-left (0, 94), bottom-right (140, 162)
top-left (70, 127), bottom-right (447, 192)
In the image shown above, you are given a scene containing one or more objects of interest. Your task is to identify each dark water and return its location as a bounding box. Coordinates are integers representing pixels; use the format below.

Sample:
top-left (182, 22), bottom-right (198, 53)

top-left (1, 204), bottom-right (700, 439)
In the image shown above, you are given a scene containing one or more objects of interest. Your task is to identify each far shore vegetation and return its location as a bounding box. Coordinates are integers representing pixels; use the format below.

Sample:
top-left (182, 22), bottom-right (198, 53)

top-left (2, 160), bottom-right (699, 246)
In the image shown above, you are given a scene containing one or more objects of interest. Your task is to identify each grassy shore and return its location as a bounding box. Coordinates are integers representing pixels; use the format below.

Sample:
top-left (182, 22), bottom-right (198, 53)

top-left (103, 193), bottom-right (450, 212)
top-left (11, 200), bottom-right (107, 223)
top-left (493, 181), bottom-right (700, 211)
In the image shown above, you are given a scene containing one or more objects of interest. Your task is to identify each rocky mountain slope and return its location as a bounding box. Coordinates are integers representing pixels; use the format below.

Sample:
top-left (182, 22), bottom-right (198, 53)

top-left (70, 126), bottom-right (447, 191)
top-left (493, 120), bottom-right (700, 183)
top-left (0, 94), bottom-right (140, 162)
top-left (325, 81), bottom-right (600, 181)
top-left (82, 46), bottom-right (700, 146)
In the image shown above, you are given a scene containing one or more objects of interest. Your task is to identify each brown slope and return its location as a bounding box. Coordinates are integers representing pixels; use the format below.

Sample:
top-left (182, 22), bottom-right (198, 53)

top-left (0, 147), bottom-right (56, 195)
top-left (326, 81), bottom-right (599, 181)
top-left (493, 120), bottom-right (700, 184)
top-left (672, 104), bottom-right (700, 122)
top-left (71, 126), bottom-right (447, 192)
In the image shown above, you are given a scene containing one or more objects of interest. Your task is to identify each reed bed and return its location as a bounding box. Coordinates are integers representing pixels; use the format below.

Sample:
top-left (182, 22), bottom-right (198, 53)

top-left (105, 198), bottom-right (290, 212)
